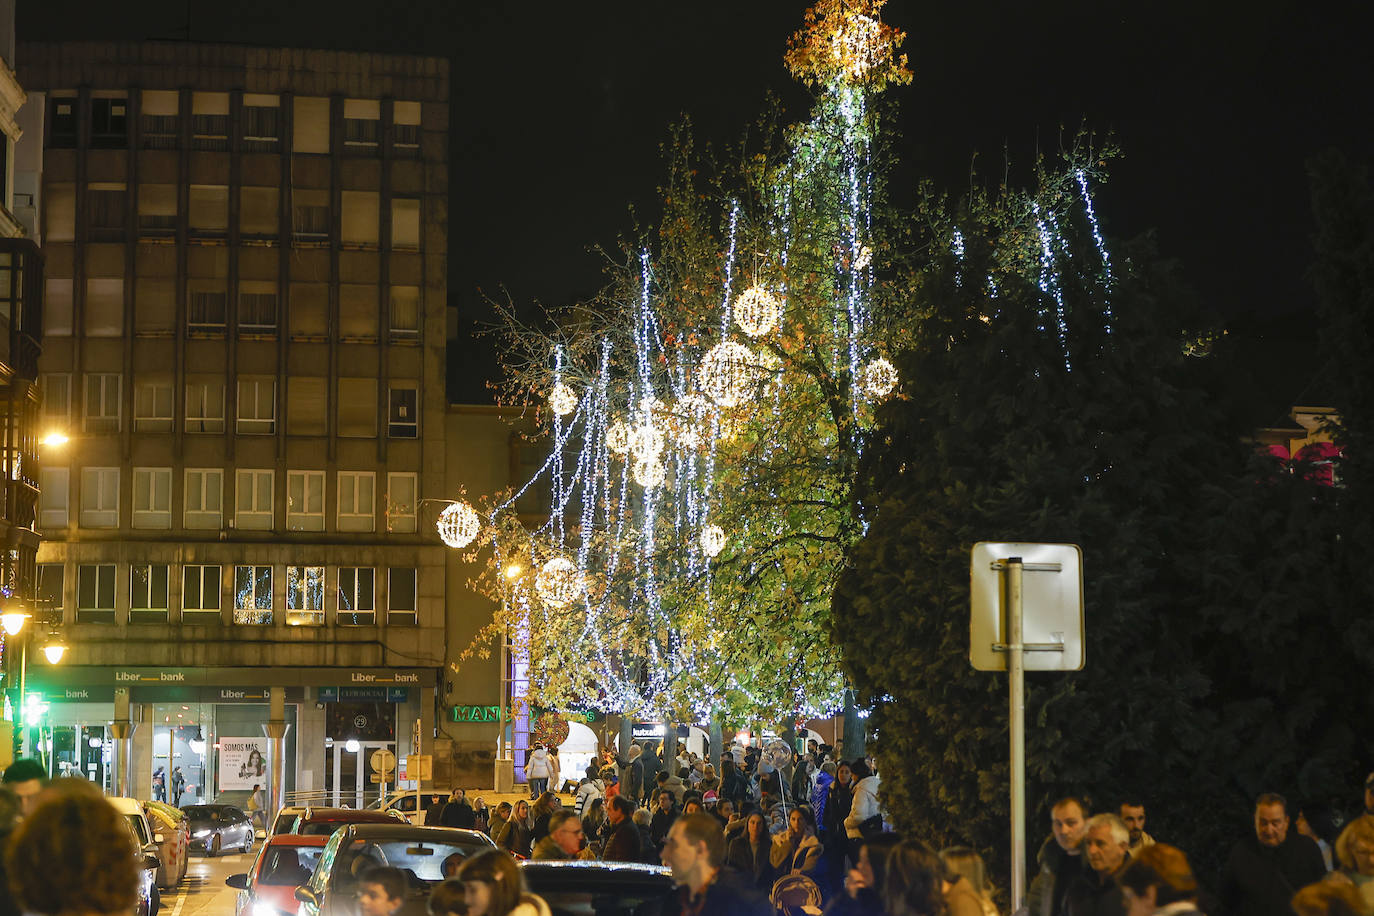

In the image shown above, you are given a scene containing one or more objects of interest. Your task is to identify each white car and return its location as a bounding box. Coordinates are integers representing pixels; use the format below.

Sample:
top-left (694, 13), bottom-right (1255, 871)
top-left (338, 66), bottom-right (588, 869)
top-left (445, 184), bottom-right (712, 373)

top-left (366, 789), bottom-right (452, 824)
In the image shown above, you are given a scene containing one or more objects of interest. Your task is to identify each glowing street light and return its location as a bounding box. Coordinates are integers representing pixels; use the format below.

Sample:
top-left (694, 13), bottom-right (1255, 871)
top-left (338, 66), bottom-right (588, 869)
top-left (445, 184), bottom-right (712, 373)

top-left (40, 432), bottom-right (69, 448)
top-left (1, 611), bottom-right (29, 636)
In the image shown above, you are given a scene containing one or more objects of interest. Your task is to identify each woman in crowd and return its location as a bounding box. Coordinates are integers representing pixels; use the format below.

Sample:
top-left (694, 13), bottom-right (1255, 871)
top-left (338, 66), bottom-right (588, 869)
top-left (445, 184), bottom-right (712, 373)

top-left (1332, 814), bottom-right (1374, 912)
top-left (883, 839), bottom-right (946, 916)
top-left (472, 797), bottom-right (490, 834)
top-left (529, 792), bottom-right (558, 844)
top-left (727, 811), bottom-right (775, 890)
top-left (429, 849), bottom-right (550, 916)
top-left (495, 799), bottom-right (533, 857)
top-left (1115, 843), bottom-right (1205, 916)
top-left (771, 806), bottom-right (825, 881)
top-left (583, 797), bottom-right (608, 855)
top-left (825, 762), bottom-right (856, 888)
top-left (488, 801), bottom-right (512, 841)
top-left (823, 833), bottom-right (902, 916)
top-left (939, 847), bottom-right (998, 916)
top-left (699, 764), bottom-right (720, 795)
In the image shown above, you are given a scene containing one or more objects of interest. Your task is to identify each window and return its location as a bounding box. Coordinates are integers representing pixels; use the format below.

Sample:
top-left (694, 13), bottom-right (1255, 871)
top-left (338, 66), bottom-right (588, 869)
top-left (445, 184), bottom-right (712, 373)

top-left (138, 184), bottom-right (177, 235)
top-left (241, 186), bottom-right (279, 236)
top-left (242, 94), bottom-right (281, 151)
top-left (391, 199), bottom-right (420, 250)
top-left (188, 185), bottom-right (228, 235)
top-left (188, 284), bottom-right (227, 331)
top-left (85, 278), bottom-right (124, 336)
top-left (286, 566), bottom-right (325, 625)
top-left (386, 472), bottom-right (417, 533)
top-left (80, 467), bottom-right (119, 527)
top-left (46, 278), bottom-right (73, 333)
top-left (185, 381), bottom-right (225, 433)
top-left (238, 281), bottom-right (278, 331)
top-left (233, 565), bottom-right (272, 624)
top-left (135, 278), bottom-right (176, 334)
top-left (389, 286), bottom-right (420, 339)
top-left (140, 90), bottom-right (179, 150)
top-left (38, 564), bottom-right (65, 612)
top-left (341, 191), bottom-right (379, 246)
top-left (289, 283), bottom-right (327, 338)
top-left (388, 384), bottom-right (419, 438)
top-left (235, 469), bottom-right (274, 530)
top-left (184, 469), bottom-right (223, 529)
top-left (50, 96), bottom-right (77, 148)
top-left (89, 183), bottom-right (127, 235)
top-left (337, 378), bottom-right (376, 437)
top-left (337, 567), bottom-right (375, 625)
top-left (393, 101), bottom-right (421, 158)
top-left (130, 564), bottom-right (170, 622)
top-left (78, 564), bottom-right (117, 623)
top-left (339, 284), bottom-right (377, 340)
top-left (182, 565), bottom-right (222, 619)
top-left (91, 96), bottom-right (128, 148)
top-left (388, 567), bottom-right (418, 625)
top-left (293, 97), bottom-right (330, 154)
top-left (132, 468), bottom-right (172, 529)
top-left (191, 92), bottom-right (229, 151)
top-left (337, 471), bottom-right (375, 532)
top-left (134, 381), bottom-right (174, 432)
top-left (287, 470), bottom-right (325, 531)
top-left (39, 468), bottom-right (69, 528)
top-left (286, 377), bottom-right (327, 436)
top-left (292, 189), bottom-right (330, 240)
top-left (84, 374), bottom-right (121, 433)
top-left (236, 379), bottom-right (276, 435)
top-left (343, 99), bottom-right (380, 156)
top-left (47, 182), bottom-right (76, 241)
top-left (41, 373), bottom-right (71, 430)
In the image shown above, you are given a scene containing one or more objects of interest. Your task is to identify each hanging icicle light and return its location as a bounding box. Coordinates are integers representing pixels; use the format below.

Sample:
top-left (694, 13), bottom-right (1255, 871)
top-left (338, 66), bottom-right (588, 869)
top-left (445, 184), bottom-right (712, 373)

top-left (535, 557), bottom-right (582, 608)
top-left (698, 340), bottom-right (758, 408)
top-left (700, 524), bottom-right (726, 558)
top-left (436, 500), bottom-right (482, 548)
top-left (549, 383), bottom-right (578, 416)
top-left (606, 420), bottom-right (631, 455)
top-left (734, 286), bottom-right (781, 338)
top-left (672, 393), bottom-right (713, 448)
top-left (633, 457), bottom-right (667, 489)
top-left (861, 357), bottom-right (898, 398)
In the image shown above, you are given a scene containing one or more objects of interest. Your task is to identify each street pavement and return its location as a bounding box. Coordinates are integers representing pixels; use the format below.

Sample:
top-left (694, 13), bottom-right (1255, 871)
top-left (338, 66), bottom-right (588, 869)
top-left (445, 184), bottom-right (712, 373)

top-left (163, 845), bottom-right (257, 916)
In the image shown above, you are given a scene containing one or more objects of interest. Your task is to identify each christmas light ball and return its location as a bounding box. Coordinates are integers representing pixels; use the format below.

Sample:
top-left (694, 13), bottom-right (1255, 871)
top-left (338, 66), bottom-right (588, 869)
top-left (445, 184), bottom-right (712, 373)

top-left (535, 557), bottom-right (581, 608)
top-left (639, 396), bottom-right (666, 419)
top-left (606, 420), bottom-right (631, 455)
top-left (629, 423), bottom-right (666, 460)
top-left (854, 245), bottom-right (873, 270)
top-left (698, 341), bottom-right (759, 408)
top-left (549, 383), bottom-right (578, 416)
top-left (436, 501), bottom-right (481, 548)
top-left (700, 524), bottom-right (726, 558)
top-left (633, 457), bottom-right (667, 489)
top-left (672, 393), bottom-right (712, 448)
top-left (734, 286), bottom-right (780, 338)
top-left (862, 357), bottom-right (898, 398)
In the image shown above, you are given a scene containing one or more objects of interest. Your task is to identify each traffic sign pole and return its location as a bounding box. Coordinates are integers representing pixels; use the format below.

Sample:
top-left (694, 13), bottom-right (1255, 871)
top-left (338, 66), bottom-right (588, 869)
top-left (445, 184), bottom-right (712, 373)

top-left (1007, 557), bottom-right (1026, 914)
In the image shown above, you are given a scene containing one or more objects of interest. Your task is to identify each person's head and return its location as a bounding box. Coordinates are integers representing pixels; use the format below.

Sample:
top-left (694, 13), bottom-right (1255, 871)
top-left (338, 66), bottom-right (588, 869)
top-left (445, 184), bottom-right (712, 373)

top-left (609, 795), bottom-right (635, 824)
top-left (658, 789), bottom-right (675, 811)
top-left (532, 791), bottom-right (557, 816)
top-left (440, 853), bottom-right (464, 879)
top-left (549, 746), bottom-right (558, 757)
top-left (788, 807), bottom-right (816, 838)
top-left (1335, 814), bottom-right (1374, 875)
top-left (586, 764), bottom-right (600, 781)
top-left (251, 783), bottom-right (260, 794)
top-left (703, 764), bottom-right (715, 778)
top-left (453, 789), bottom-right (466, 802)
top-left (532, 743), bottom-right (543, 752)
top-left (455, 849), bottom-right (525, 916)
top-left (587, 797), bottom-right (604, 816)
top-left (808, 739), bottom-right (819, 754)
top-left (548, 810), bottom-right (584, 856)
top-left (512, 799), bottom-right (529, 820)
top-left (661, 813), bottom-right (725, 891)
top-left (1051, 797), bottom-right (1089, 853)
top-left (357, 866), bottom-right (406, 916)
top-left (427, 879), bottom-right (464, 916)
top-left (1291, 880), bottom-right (1367, 916)
top-left (850, 758), bottom-right (871, 780)
top-left (1116, 843), bottom-right (1199, 916)
top-left (1083, 814), bottom-right (1130, 876)
top-left (656, 770), bottom-right (669, 786)
top-left (837, 762), bottom-right (853, 786)
top-left (248, 749), bottom-right (264, 765)
top-left (1119, 801), bottom-right (1146, 844)
top-left (940, 847), bottom-right (992, 896)
top-left (1297, 804), bottom-right (1339, 846)
top-left (630, 743), bottom-right (642, 759)
top-left (856, 834), bottom-right (903, 897)
top-left (677, 767), bottom-right (690, 780)
top-left (2, 759), bottom-right (47, 820)
top-left (682, 799), bottom-right (702, 816)
top-left (495, 801), bottom-right (512, 820)
top-left (6, 782), bottom-right (139, 916)
top-left (1255, 793), bottom-right (1290, 848)
top-left (718, 799), bottom-right (735, 819)
top-left (632, 808), bottom-right (651, 828)
top-left (746, 811), bottom-right (767, 842)
top-left (884, 839), bottom-right (944, 916)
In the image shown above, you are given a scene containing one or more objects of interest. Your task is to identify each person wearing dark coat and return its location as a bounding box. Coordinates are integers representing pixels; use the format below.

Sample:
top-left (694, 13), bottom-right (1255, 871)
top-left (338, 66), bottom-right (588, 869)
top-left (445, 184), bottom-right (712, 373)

top-left (650, 790), bottom-right (679, 852)
top-left (660, 813), bottom-right (771, 916)
top-left (439, 790), bottom-right (476, 829)
top-left (1219, 793), bottom-right (1328, 916)
top-left (634, 809), bottom-right (660, 865)
top-left (600, 796), bottom-right (641, 862)
top-left (1064, 814), bottom-right (1131, 916)
top-left (725, 812), bottom-right (774, 890)
top-left (640, 743), bottom-right (663, 804)
top-left (423, 793), bottom-right (446, 826)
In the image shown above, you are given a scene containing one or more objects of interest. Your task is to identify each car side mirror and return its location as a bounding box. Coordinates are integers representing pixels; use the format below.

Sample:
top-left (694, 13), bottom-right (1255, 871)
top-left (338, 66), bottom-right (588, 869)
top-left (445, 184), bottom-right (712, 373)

top-left (154, 833), bottom-right (165, 844)
top-left (225, 874), bottom-right (250, 890)
top-left (142, 854), bottom-right (161, 870)
top-left (294, 886), bottom-right (320, 906)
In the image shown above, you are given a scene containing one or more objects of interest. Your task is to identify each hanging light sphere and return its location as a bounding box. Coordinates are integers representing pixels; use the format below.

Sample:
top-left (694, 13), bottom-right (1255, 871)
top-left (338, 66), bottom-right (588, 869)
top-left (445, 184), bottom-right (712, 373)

top-left (535, 557), bottom-right (582, 608)
top-left (548, 383), bottom-right (578, 416)
top-left (628, 423), bottom-right (666, 461)
top-left (698, 341), bottom-right (759, 408)
top-left (700, 524), bottom-right (726, 558)
top-left (639, 396), bottom-right (666, 419)
top-left (436, 501), bottom-right (482, 548)
top-left (734, 286), bottom-right (780, 338)
top-left (633, 457), bottom-right (667, 489)
top-left (672, 394), bottom-right (712, 448)
top-left (606, 420), bottom-right (631, 455)
top-left (854, 245), bottom-right (873, 271)
top-left (862, 357), bottom-right (898, 398)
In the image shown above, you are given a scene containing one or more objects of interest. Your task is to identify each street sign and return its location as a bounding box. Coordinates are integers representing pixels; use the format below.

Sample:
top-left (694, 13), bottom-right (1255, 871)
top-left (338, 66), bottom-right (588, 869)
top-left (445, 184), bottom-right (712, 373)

top-left (370, 773), bottom-right (386, 783)
top-left (970, 542), bottom-right (1084, 671)
top-left (406, 755), bottom-right (432, 781)
top-left (370, 748), bottom-right (396, 774)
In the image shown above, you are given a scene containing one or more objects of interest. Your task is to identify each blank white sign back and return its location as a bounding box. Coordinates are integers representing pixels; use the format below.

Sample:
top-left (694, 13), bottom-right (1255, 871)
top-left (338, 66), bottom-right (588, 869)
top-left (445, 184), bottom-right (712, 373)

top-left (969, 542), bottom-right (1084, 672)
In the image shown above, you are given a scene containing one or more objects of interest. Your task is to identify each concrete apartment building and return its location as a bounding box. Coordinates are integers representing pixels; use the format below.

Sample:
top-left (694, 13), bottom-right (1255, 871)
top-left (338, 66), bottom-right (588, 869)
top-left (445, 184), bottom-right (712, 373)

top-left (16, 41), bottom-right (448, 805)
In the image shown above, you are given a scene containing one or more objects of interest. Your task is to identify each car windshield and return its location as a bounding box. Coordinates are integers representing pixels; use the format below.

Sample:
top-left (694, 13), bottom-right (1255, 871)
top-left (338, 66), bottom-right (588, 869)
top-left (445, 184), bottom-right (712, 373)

top-left (124, 814), bottom-right (149, 845)
top-left (299, 822), bottom-right (348, 836)
top-left (271, 812), bottom-right (299, 834)
top-left (259, 845), bottom-right (325, 886)
top-left (521, 867), bottom-right (674, 916)
top-left (333, 837), bottom-right (488, 889)
top-left (183, 806), bottom-right (223, 820)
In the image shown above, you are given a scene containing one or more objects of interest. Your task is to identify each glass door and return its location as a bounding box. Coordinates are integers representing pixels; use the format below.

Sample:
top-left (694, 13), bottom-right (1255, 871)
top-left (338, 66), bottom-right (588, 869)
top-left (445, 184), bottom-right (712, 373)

top-left (329, 741), bottom-right (396, 808)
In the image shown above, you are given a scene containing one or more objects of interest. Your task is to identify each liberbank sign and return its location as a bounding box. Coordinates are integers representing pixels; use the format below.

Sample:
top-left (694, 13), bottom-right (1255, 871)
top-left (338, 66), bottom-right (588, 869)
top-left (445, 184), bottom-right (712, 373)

top-left (24, 666), bottom-right (436, 704)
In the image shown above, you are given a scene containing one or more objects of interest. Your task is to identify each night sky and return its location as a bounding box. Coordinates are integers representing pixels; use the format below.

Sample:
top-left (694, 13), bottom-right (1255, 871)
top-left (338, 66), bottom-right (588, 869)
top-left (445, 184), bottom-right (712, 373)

top-left (16, 0), bottom-right (1374, 405)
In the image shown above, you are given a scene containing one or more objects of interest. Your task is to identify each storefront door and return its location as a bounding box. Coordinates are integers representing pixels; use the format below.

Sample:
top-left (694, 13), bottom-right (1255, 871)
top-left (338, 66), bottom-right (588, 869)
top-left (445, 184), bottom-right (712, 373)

top-left (327, 741), bottom-right (397, 808)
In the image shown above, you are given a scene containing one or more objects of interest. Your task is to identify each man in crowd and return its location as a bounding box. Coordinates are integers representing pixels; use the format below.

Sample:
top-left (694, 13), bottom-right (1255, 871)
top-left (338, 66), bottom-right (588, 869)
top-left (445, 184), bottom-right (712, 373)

top-left (601, 795), bottom-right (640, 862)
top-left (1026, 797), bottom-right (1092, 916)
top-left (659, 812), bottom-right (771, 915)
top-left (651, 788), bottom-right (679, 852)
top-left (1219, 792), bottom-right (1327, 916)
top-left (1, 760), bottom-right (45, 821)
top-left (641, 742), bottom-right (663, 804)
top-left (1119, 800), bottom-right (1154, 858)
top-left (440, 788), bottom-right (476, 829)
top-left (532, 809), bottom-right (594, 860)
top-left (1065, 813), bottom-right (1131, 916)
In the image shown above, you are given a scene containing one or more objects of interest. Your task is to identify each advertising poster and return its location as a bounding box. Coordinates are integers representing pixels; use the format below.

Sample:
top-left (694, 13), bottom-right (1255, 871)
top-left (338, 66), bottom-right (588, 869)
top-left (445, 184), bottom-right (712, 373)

top-left (219, 737), bottom-right (270, 791)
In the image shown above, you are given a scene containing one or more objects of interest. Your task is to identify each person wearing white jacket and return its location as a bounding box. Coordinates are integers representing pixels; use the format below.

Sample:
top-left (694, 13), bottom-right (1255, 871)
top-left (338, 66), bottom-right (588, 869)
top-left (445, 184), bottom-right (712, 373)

top-left (547, 747), bottom-right (562, 795)
top-left (844, 759), bottom-right (883, 865)
top-left (574, 765), bottom-right (604, 816)
top-left (526, 744), bottom-right (551, 799)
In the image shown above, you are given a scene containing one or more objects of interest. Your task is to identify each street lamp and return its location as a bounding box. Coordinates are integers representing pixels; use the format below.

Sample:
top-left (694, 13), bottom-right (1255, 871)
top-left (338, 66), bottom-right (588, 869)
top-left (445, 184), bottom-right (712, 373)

top-left (42, 633), bottom-right (68, 665)
top-left (1, 610), bottom-right (29, 636)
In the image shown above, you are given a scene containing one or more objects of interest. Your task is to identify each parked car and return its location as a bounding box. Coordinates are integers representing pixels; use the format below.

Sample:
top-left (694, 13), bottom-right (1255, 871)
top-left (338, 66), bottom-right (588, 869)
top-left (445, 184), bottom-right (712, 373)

top-left (519, 860), bottom-right (674, 916)
top-left (109, 797), bottom-right (172, 890)
top-left (367, 790), bottom-right (453, 824)
top-left (293, 823), bottom-right (495, 916)
top-left (142, 800), bottom-right (190, 888)
top-left (183, 803), bottom-right (255, 856)
top-left (225, 833), bottom-right (330, 916)
top-left (291, 805), bottom-right (408, 836)
top-left (122, 817), bottom-right (162, 916)
top-left (268, 805), bottom-right (307, 837)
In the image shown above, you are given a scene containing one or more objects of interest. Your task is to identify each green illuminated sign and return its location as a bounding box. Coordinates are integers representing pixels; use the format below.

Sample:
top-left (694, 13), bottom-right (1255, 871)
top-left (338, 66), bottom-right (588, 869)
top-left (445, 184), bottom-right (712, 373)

top-left (449, 705), bottom-right (501, 723)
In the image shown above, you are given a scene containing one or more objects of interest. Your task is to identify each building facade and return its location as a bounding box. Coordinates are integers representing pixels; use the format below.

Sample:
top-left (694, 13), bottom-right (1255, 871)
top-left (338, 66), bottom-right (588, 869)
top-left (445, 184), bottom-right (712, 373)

top-left (17, 41), bottom-right (447, 804)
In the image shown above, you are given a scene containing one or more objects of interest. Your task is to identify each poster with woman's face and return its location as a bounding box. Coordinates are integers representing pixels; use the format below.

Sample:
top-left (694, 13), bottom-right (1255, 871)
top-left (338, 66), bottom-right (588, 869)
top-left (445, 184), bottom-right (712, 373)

top-left (219, 738), bottom-right (269, 791)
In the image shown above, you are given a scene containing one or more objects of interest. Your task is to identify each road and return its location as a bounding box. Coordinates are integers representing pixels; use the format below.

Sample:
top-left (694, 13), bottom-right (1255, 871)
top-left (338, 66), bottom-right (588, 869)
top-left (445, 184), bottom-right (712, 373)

top-left (162, 845), bottom-right (259, 916)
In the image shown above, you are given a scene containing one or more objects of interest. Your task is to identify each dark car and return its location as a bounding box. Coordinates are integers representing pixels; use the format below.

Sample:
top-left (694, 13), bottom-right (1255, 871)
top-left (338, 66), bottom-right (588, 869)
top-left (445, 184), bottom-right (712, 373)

top-left (294, 823), bottom-right (495, 916)
top-left (125, 819), bottom-right (162, 916)
top-left (291, 805), bottom-right (408, 837)
top-left (183, 803), bottom-right (255, 856)
top-left (519, 860), bottom-right (674, 916)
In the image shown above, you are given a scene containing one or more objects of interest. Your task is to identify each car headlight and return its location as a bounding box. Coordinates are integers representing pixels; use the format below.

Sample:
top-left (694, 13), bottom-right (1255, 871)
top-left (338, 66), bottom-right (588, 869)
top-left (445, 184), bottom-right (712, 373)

top-left (193, 829), bottom-right (211, 838)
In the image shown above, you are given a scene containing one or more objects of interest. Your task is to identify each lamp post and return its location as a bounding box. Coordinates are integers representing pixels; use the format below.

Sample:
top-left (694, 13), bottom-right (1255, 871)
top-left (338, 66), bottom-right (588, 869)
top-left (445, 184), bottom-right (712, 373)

top-left (2, 610), bottom-right (68, 761)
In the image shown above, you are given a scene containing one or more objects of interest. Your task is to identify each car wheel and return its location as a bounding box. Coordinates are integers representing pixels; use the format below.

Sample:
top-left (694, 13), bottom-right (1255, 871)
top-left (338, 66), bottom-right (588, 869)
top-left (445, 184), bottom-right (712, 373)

top-left (209, 834), bottom-right (221, 857)
top-left (242, 833), bottom-right (253, 853)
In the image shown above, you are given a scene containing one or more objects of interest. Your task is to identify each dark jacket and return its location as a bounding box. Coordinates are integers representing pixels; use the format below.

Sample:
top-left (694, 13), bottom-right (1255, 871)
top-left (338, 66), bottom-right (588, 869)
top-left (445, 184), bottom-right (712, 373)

top-left (823, 780), bottom-right (853, 840)
top-left (821, 888), bottom-right (883, 916)
top-left (601, 816), bottom-right (641, 863)
top-left (1026, 836), bottom-right (1092, 916)
top-left (637, 823), bottom-right (659, 865)
top-left (440, 800), bottom-right (476, 829)
top-left (1064, 866), bottom-right (1127, 916)
top-left (658, 866), bottom-right (772, 916)
top-left (641, 748), bottom-right (663, 790)
top-left (1219, 831), bottom-right (1328, 916)
top-left (650, 808), bottom-right (678, 850)
top-left (725, 834), bottom-right (774, 889)
top-left (496, 817), bottom-right (532, 857)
